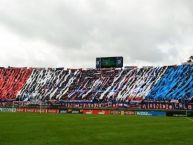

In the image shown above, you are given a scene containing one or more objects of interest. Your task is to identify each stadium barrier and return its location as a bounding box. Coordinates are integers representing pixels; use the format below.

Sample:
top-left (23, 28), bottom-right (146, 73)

top-left (0, 108), bottom-right (16, 112)
top-left (4, 107), bottom-right (193, 117)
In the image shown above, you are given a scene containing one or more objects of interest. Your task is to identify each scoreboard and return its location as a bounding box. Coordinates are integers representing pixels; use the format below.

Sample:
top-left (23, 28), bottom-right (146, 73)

top-left (96, 57), bottom-right (123, 68)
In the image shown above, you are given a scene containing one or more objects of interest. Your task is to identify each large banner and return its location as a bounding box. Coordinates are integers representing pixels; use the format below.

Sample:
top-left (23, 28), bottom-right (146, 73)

top-left (0, 108), bottom-right (16, 112)
top-left (141, 102), bottom-right (193, 110)
top-left (60, 102), bottom-right (141, 109)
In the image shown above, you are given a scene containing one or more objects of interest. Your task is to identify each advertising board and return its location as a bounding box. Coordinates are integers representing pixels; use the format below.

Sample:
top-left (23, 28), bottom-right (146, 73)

top-left (124, 111), bottom-right (135, 115)
top-left (136, 111), bottom-right (166, 116)
top-left (110, 110), bottom-right (135, 115)
top-left (16, 108), bottom-right (59, 114)
top-left (0, 108), bottom-right (16, 112)
top-left (83, 109), bottom-right (110, 115)
top-left (60, 109), bottom-right (83, 114)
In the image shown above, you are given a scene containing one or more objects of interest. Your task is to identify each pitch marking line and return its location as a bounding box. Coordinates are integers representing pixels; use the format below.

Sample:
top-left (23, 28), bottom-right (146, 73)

top-left (184, 117), bottom-right (193, 122)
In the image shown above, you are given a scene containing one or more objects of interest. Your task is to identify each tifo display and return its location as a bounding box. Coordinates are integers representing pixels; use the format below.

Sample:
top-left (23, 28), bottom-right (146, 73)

top-left (0, 63), bottom-right (192, 111)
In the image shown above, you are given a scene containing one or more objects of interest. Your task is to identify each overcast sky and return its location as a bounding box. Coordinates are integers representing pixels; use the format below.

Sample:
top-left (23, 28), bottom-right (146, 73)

top-left (0, 0), bottom-right (192, 68)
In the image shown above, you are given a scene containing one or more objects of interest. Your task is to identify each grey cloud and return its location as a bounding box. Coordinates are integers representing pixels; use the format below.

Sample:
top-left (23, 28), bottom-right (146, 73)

top-left (0, 0), bottom-right (192, 67)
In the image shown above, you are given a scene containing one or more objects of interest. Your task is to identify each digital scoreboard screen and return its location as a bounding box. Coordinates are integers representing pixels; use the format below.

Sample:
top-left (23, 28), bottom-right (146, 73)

top-left (96, 57), bottom-right (123, 68)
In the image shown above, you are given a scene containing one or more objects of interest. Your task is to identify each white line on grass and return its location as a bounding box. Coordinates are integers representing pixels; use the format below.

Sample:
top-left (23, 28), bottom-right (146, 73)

top-left (184, 117), bottom-right (193, 122)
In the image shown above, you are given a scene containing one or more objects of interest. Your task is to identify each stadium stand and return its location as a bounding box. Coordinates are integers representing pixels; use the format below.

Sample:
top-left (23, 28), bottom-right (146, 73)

top-left (0, 64), bottom-right (192, 103)
top-left (146, 64), bottom-right (193, 101)
top-left (0, 67), bottom-right (32, 100)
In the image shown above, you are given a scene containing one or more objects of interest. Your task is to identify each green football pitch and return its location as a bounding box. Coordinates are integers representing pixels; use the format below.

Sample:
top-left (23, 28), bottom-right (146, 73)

top-left (0, 113), bottom-right (193, 145)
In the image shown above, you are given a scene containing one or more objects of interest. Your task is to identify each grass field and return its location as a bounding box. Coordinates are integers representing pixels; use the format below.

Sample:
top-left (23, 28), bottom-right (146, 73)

top-left (0, 113), bottom-right (193, 145)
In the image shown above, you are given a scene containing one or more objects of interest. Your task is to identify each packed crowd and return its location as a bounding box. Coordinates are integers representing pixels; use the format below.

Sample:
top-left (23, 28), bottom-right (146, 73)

top-left (0, 64), bottom-right (192, 103)
top-left (0, 67), bottom-right (32, 100)
top-left (146, 65), bottom-right (193, 101)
